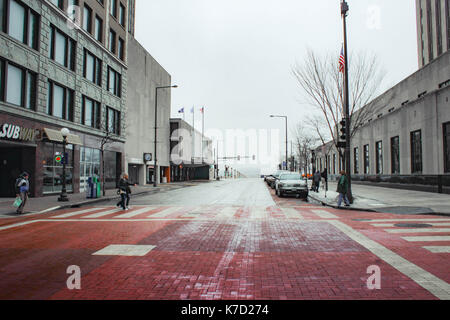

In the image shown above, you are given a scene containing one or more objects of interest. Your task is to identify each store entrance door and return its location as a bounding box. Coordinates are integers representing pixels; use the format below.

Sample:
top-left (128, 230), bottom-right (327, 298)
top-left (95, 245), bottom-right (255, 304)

top-left (0, 146), bottom-right (33, 197)
top-left (128, 164), bottom-right (139, 185)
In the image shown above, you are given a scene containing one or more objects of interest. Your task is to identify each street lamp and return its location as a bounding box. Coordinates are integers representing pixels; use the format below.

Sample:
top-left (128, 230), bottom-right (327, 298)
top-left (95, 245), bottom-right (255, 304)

top-left (58, 127), bottom-right (70, 202)
top-left (154, 85), bottom-right (178, 187)
top-left (270, 115), bottom-right (288, 171)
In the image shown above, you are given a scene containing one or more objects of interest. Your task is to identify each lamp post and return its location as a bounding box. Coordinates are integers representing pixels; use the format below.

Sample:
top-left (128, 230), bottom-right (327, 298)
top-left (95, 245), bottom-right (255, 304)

top-left (58, 128), bottom-right (70, 202)
top-left (154, 85), bottom-right (178, 187)
top-left (270, 115), bottom-right (288, 171)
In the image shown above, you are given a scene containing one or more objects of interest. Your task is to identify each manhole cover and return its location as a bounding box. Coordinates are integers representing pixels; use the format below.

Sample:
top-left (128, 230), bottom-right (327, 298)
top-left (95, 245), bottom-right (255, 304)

top-left (352, 219), bottom-right (373, 222)
top-left (394, 223), bottom-right (433, 228)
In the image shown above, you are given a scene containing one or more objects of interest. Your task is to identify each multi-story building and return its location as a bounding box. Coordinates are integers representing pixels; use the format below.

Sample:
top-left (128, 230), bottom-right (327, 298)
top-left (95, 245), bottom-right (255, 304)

top-left (169, 118), bottom-right (214, 181)
top-left (0, 0), bottom-right (133, 197)
top-left (313, 1), bottom-right (450, 193)
top-left (416, 0), bottom-right (450, 67)
top-left (125, 35), bottom-right (173, 186)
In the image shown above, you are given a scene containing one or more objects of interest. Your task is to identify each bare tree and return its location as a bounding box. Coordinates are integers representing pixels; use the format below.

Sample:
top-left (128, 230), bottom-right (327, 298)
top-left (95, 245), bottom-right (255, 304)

top-left (292, 121), bottom-right (319, 177)
top-left (292, 49), bottom-right (386, 157)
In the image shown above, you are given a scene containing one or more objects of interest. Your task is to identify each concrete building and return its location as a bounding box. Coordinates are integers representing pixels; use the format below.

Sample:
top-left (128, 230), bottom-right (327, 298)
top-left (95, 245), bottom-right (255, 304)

top-left (313, 49), bottom-right (450, 192)
top-left (416, 0), bottom-right (450, 67)
top-left (169, 118), bottom-right (214, 181)
top-left (125, 36), bottom-right (173, 185)
top-left (0, 0), bottom-right (133, 197)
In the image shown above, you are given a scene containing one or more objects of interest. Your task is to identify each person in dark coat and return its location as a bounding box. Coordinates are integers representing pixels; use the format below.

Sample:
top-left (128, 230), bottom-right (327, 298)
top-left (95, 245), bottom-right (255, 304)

top-left (337, 171), bottom-right (350, 208)
top-left (117, 174), bottom-right (135, 210)
top-left (313, 171), bottom-right (321, 192)
top-left (321, 168), bottom-right (328, 191)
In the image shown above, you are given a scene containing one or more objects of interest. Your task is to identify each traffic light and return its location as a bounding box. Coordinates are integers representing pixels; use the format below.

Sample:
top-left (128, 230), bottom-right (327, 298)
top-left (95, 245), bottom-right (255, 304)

top-left (340, 119), bottom-right (347, 141)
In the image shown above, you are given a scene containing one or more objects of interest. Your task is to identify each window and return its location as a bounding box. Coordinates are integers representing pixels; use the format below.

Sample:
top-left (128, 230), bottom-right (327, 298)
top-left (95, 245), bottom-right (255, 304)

top-left (118, 37), bottom-right (124, 60)
top-left (411, 130), bottom-right (423, 174)
top-left (1, 59), bottom-right (36, 110)
top-left (128, 0), bottom-right (135, 35)
top-left (82, 96), bottom-right (101, 129)
top-left (364, 144), bottom-right (370, 174)
top-left (107, 66), bottom-right (121, 97)
top-left (444, 123), bottom-right (450, 173)
top-left (332, 154), bottom-right (336, 175)
top-left (83, 49), bottom-right (102, 86)
top-left (43, 142), bottom-right (74, 194)
top-left (119, 3), bottom-right (125, 26)
top-left (2, 0), bottom-right (39, 50)
top-left (50, 26), bottom-right (76, 71)
top-left (47, 81), bottom-right (74, 121)
top-left (50, 0), bottom-right (64, 10)
top-left (375, 141), bottom-right (383, 174)
top-left (83, 4), bottom-right (92, 33)
top-left (391, 136), bottom-right (400, 174)
top-left (94, 15), bottom-right (103, 42)
top-left (79, 147), bottom-right (101, 192)
top-left (109, 28), bottom-right (116, 53)
top-left (436, 0), bottom-right (443, 56)
top-left (353, 147), bottom-right (359, 174)
top-left (427, 0), bottom-right (434, 60)
top-left (107, 107), bottom-right (120, 135)
top-left (110, 0), bottom-right (117, 17)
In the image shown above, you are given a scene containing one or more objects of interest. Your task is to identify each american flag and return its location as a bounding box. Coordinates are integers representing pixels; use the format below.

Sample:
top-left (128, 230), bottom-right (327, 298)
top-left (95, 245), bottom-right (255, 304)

top-left (339, 45), bottom-right (345, 73)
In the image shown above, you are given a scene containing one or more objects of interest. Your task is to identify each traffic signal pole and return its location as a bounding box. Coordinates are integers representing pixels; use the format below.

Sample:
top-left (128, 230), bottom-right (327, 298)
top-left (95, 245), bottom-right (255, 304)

top-left (341, 0), bottom-right (353, 202)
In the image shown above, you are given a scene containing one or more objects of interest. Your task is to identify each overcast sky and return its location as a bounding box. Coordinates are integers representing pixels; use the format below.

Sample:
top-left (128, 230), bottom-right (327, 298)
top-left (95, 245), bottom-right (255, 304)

top-left (134, 0), bottom-right (418, 171)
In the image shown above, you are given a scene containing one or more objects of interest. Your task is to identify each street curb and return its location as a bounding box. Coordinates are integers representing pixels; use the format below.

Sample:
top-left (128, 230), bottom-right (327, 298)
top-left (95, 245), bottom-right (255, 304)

top-left (308, 194), bottom-right (377, 213)
top-left (308, 193), bottom-right (450, 217)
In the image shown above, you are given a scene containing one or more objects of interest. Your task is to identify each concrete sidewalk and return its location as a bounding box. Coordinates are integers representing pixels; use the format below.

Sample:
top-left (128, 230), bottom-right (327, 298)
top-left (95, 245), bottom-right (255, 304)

top-left (0, 181), bottom-right (207, 218)
top-left (308, 181), bottom-right (450, 216)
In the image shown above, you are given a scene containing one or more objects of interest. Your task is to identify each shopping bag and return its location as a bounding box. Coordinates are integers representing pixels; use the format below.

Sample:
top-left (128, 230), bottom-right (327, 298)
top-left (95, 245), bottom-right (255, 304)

top-left (13, 197), bottom-right (22, 208)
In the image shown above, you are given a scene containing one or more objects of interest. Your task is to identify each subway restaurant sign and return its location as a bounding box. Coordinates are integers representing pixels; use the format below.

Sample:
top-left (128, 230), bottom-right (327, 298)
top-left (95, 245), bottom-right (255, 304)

top-left (0, 123), bottom-right (39, 142)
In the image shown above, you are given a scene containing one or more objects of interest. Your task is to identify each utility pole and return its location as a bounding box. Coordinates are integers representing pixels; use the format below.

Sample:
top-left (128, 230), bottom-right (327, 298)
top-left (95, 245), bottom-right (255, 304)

top-left (341, 0), bottom-right (353, 202)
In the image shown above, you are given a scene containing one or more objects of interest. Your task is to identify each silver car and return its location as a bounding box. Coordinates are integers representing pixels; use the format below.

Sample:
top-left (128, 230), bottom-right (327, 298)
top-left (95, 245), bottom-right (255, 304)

top-left (275, 173), bottom-right (309, 199)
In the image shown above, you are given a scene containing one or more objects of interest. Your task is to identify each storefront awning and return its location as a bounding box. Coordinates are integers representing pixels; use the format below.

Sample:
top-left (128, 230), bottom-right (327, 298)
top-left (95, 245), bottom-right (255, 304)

top-left (43, 128), bottom-right (83, 146)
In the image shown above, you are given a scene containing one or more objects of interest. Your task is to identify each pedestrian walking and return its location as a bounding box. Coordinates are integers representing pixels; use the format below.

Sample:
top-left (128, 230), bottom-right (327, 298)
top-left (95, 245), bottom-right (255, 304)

top-left (15, 172), bottom-right (30, 215)
top-left (321, 168), bottom-right (328, 191)
top-left (313, 171), bottom-right (321, 192)
top-left (116, 173), bottom-right (136, 210)
top-left (337, 171), bottom-right (350, 208)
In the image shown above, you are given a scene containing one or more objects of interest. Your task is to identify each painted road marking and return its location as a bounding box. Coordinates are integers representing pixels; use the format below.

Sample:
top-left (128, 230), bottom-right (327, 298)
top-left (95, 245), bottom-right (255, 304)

top-left (0, 221), bottom-right (39, 231)
top-left (216, 207), bottom-right (237, 219)
top-left (53, 208), bottom-right (103, 219)
top-left (328, 220), bottom-right (450, 300)
top-left (115, 207), bottom-right (157, 219)
top-left (312, 210), bottom-right (338, 219)
top-left (148, 207), bottom-right (182, 218)
top-left (423, 246), bottom-right (450, 253)
top-left (365, 218), bottom-right (450, 222)
top-left (84, 208), bottom-right (122, 219)
top-left (92, 244), bottom-right (156, 256)
top-left (402, 236), bottom-right (450, 242)
top-left (385, 228), bottom-right (450, 234)
top-left (281, 208), bottom-right (304, 219)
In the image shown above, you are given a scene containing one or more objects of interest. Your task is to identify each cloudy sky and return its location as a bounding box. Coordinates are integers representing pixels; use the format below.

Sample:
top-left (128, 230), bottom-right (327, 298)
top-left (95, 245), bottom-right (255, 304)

top-left (134, 0), bottom-right (418, 172)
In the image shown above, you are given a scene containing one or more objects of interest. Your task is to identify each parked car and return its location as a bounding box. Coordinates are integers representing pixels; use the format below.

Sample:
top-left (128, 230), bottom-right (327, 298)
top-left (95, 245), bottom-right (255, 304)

top-left (275, 173), bottom-right (309, 199)
top-left (268, 170), bottom-right (289, 189)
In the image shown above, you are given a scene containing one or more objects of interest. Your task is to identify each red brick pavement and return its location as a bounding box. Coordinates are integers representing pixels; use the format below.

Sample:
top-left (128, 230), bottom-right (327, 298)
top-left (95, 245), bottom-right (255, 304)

top-left (0, 187), bottom-right (448, 300)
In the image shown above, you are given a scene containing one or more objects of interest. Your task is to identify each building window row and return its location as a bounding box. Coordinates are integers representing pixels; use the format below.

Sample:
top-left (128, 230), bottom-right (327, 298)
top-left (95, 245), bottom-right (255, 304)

top-left (107, 66), bottom-right (121, 97)
top-left (83, 48), bottom-right (102, 86)
top-left (0, 57), bottom-right (36, 110)
top-left (50, 25), bottom-right (76, 71)
top-left (0, 0), bottom-right (39, 50)
top-left (47, 80), bottom-right (74, 122)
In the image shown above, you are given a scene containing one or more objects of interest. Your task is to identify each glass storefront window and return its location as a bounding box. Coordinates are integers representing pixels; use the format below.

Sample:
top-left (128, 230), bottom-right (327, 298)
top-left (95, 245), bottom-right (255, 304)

top-left (80, 146), bottom-right (101, 192)
top-left (43, 142), bottom-right (74, 194)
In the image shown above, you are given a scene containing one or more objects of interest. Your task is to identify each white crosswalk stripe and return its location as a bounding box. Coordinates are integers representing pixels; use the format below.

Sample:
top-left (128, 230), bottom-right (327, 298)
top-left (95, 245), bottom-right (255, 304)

top-left (281, 208), bottom-right (304, 219)
top-left (115, 207), bottom-right (157, 219)
top-left (216, 207), bottom-right (237, 219)
top-left (53, 208), bottom-right (104, 219)
top-left (373, 223), bottom-right (450, 227)
top-left (84, 208), bottom-right (122, 219)
top-left (250, 207), bottom-right (268, 219)
top-left (423, 246), bottom-right (450, 253)
top-left (311, 209), bottom-right (338, 219)
top-left (402, 236), bottom-right (450, 242)
top-left (148, 207), bottom-right (182, 218)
